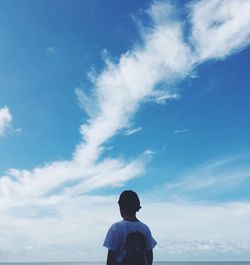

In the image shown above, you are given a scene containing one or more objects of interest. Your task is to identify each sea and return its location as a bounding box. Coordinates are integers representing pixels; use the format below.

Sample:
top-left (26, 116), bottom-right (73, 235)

top-left (0, 261), bottom-right (250, 265)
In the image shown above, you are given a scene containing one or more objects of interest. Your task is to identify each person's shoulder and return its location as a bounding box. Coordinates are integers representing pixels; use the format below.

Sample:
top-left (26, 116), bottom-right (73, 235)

top-left (108, 220), bottom-right (124, 229)
top-left (138, 221), bottom-right (152, 231)
top-left (113, 220), bottom-right (124, 225)
top-left (138, 220), bottom-right (149, 227)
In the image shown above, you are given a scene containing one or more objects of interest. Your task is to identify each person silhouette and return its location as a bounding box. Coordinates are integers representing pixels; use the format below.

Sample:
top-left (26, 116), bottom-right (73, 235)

top-left (103, 190), bottom-right (157, 265)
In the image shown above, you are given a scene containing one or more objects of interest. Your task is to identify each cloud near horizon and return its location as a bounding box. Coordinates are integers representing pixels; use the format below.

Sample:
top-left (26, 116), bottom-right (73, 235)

top-left (1, 0), bottom-right (250, 261)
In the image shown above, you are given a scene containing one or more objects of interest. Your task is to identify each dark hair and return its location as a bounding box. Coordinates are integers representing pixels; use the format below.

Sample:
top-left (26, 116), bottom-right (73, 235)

top-left (118, 190), bottom-right (141, 212)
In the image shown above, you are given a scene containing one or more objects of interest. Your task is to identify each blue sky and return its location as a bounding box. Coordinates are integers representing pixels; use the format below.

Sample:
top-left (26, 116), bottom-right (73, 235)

top-left (0, 0), bottom-right (250, 262)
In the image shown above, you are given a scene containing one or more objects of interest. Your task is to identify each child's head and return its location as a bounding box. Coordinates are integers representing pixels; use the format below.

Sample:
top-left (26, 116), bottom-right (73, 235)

top-left (118, 190), bottom-right (141, 214)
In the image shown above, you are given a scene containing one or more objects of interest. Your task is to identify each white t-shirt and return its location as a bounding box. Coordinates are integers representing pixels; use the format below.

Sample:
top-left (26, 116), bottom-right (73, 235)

top-left (103, 220), bottom-right (157, 264)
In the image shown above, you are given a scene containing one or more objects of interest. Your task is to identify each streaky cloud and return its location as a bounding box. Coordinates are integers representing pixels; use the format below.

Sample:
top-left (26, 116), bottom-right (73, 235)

top-left (164, 155), bottom-right (250, 199)
top-left (174, 128), bottom-right (189, 134)
top-left (124, 126), bottom-right (142, 136)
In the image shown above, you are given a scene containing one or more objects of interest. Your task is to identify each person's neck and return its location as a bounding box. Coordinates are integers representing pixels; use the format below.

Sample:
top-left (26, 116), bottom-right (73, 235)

top-left (122, 212), bottom-right (138, 222)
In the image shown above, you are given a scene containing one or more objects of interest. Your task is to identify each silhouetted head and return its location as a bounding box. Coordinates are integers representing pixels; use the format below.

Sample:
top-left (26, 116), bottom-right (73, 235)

top-left (118, 190), bottom-right (141, 214)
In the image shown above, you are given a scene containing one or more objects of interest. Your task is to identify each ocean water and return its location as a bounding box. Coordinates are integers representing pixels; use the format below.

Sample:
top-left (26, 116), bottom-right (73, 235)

top-left (0, 261), bottom-right (250, 265)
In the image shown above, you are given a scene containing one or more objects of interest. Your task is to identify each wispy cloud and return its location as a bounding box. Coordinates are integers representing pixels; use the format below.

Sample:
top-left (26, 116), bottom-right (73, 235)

top-left (75, 87), bottom-right (98, 118)
top-left (46, 46), bottom-right (57, 54)
top-left (153, 90), bottom-right (179, 104)
top-left (0, 106), bottom-right (12, 137)
top-left (164, 155), bottom-right (250, 199)
top-left (1, 0), bottom-right (250, 261)
top-left (174, 128), bottom-right (189, 134)
top-left (124, 126), bottom-right (142, 136)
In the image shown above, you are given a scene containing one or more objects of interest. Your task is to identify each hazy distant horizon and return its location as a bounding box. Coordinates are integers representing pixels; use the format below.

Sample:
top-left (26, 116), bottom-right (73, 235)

top-left (1, 260), bottom-right (250, 264)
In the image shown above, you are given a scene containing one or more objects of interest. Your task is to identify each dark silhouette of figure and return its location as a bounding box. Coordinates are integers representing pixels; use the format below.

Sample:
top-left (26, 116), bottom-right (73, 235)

top-left (103, 190), bottom-right (157, 265)
top-left (122, 231), bottom-right (147, 265)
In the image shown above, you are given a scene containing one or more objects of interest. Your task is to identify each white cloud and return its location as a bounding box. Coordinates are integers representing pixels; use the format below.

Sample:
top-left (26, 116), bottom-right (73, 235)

top-left (1, 0), bottom-right (250, 261)
top-left (0, 106), bottom-right (12, 137)
top-left (0, 195), bottom-right (118, 261)
top-left (174, 128), bottom-right (189, 134)
top-left (190, 0), bottom-right (250, 61)
top-left (142, 200), bottom-right (250, 260)
top-left (144, 149), bottom-right (155, 156)
top-left (148, 0), bottom-right (178, 26)
top-left (77, 21), bottom-right (192, 152)
top-left (151, 90), bottom-right (179, 104)
top-left (1, 197), bottom-right (250, 261)
top-left (124, 126), bottom-right (142, 136)
top-left (75, 87), bottom-right (98, 118)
